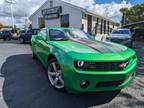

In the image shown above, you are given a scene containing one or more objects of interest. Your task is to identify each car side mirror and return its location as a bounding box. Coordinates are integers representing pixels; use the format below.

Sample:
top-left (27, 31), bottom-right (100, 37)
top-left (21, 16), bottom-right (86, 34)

top-left (36, 35), bottom-right (46, 41)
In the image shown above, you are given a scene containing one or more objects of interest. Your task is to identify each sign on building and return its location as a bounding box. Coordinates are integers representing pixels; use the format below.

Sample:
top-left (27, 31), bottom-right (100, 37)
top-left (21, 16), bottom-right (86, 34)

top-left (42, 6), bottom-right (62, 20)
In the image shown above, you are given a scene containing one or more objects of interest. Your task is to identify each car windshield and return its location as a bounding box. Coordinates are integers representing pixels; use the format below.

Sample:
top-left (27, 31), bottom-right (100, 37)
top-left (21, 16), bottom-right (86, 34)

top-left (49, 29), bottom-right (95, 41)
top-left (112, 29), bottom-right (130, 35)
top-left (64, 29), bottom-right (94, 40)
top-left (3, 31), bottom-right (10, 34)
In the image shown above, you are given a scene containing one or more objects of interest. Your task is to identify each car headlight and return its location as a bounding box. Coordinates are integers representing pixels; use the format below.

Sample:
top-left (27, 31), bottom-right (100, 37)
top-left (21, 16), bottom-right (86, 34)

top-left (74, 61), bottom-right (96, 70)
top-left (77, 61), bottom-right (84, 67)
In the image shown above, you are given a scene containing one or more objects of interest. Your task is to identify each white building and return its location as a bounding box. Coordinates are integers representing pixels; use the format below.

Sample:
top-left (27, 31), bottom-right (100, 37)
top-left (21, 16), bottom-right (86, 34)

top-left (30, 0), bottom-right (120, 40)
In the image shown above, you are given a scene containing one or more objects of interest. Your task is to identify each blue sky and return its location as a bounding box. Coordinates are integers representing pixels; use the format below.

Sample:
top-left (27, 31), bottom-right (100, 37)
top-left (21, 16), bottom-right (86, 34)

top-left (95, 0), bottom-right (144, 4)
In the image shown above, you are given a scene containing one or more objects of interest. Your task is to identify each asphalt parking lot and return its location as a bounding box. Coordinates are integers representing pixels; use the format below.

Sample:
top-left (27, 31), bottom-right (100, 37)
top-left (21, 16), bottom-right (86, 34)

top-left (0, 40), bottom-right (144, 108)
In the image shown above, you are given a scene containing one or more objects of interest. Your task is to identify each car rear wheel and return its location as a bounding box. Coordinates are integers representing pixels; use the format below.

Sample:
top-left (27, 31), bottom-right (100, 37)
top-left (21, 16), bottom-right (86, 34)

top-left (47, 59), bottom-right (64, 90)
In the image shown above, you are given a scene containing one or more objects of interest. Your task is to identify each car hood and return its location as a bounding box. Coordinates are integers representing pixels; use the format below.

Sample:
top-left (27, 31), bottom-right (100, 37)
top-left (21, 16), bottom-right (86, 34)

top-left (48, 39), bottom-right (135, 61)
top-left (108, 34), bottom-right (131, 39)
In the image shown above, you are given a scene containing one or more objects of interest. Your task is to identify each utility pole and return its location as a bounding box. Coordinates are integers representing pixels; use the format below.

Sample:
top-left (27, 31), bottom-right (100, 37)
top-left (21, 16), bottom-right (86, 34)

top-left (5, 0), bottom-right (16, 28)
top-left (24, 13), bottom-right (29, 30)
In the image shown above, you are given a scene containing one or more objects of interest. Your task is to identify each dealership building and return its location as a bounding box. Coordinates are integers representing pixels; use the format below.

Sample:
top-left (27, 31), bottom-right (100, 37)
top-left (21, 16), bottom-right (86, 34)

top-left (30, 0), bottom-right (120, 39)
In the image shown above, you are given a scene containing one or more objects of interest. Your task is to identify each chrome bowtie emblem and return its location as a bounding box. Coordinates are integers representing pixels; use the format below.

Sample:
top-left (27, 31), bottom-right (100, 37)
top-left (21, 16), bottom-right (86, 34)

top-left (119, 61), bottom-right (129, 68)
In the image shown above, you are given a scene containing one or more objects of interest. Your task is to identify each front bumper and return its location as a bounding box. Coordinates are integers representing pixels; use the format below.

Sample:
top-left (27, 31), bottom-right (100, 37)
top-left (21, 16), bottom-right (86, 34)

top-left (108, 39), bottom-right (133, 47)
top-left (62, 59), bottom-right (137, 93)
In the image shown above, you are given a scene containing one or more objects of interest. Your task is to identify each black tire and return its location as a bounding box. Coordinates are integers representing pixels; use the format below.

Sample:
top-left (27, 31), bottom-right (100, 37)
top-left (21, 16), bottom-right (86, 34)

top-left (47, 58), bottom-right (65, 91)
top-left (6, 36), bottom-right (11, 41)
top-left (32, 53), bottom-right (38, 60)
top-left (3, 37), bottom-right (8, 41)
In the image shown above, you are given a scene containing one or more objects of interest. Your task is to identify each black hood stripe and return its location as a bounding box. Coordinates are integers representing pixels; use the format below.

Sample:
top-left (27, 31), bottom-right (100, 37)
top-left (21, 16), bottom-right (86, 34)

top-left (70, 38), bottom-right (123, 53)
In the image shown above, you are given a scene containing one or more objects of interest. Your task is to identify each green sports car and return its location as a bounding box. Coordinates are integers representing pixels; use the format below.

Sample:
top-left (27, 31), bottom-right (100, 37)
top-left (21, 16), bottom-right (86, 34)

top-left (31, 27), bottom-right (137, 93)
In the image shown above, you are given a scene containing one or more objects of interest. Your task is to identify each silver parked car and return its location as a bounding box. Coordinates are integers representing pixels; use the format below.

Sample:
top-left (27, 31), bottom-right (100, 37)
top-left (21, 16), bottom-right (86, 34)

top-left (106, 29), bottom-right (133, 48)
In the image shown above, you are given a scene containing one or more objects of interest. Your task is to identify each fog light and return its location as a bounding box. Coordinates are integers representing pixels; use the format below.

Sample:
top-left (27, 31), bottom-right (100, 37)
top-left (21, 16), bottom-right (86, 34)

top-left (80, 80), bottom-right (89, 88)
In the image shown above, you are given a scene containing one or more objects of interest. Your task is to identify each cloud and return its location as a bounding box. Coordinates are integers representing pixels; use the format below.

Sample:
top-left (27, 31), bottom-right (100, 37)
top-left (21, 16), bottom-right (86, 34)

top-left (0, 0), bottom-right (4, 5)
top-left (0, 0), bottom-right (46, 26)
top-left (63, 0), bottom-right (95, 10)
top-left (63, 0), bottom-right (132, 22)
top-left (93, 2), bottom-right (132, 22)
top-left (0, 0), bottom-right (132, 27)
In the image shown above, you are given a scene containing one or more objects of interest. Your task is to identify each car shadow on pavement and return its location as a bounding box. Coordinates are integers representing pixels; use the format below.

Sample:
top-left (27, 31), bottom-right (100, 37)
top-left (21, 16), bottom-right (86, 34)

top-left (1, 54), bottom-right (119, 108)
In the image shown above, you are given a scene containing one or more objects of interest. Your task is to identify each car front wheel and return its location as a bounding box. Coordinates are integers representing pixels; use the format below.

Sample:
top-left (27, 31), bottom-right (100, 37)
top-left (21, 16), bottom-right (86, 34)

top-left (47, 59), bottom-right (64, 90)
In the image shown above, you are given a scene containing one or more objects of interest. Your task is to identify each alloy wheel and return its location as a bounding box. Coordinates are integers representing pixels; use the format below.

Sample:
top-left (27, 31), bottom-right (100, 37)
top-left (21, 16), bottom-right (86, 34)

top-left (47, 60), bottom-right (64, 89)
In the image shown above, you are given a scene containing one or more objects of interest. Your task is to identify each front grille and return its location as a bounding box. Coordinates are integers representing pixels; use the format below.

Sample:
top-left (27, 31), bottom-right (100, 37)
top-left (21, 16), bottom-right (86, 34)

top-left (95, 80), bottom-right (124, 88)
top-left (111, 38), bottom-right (130, 43)
top-left (74, 60), bottom-right (130, 71)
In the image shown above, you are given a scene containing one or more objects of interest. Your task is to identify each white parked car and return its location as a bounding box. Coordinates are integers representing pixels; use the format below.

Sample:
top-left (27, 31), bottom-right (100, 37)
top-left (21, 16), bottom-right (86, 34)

top-left (106, 29), bottom-right (133, 48)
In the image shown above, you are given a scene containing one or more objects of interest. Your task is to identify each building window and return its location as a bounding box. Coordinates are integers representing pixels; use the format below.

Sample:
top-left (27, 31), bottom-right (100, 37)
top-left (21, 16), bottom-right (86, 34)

top-left (61, 14), bottom-right (69, 27)
top-left (95, 18), bottom-right (99, 34)
top-left (100, 19), bottom-right (103, 34)
top-left (82, 13), bottom-right (87, 19)
top-left (50, 0), bottom-right (53, 8)
top-left (38, 17), bottom-right (45, 29)
top-left (87, 15), bottom-right (92, 34)
top-left (107, 21), bottom-right (110, 34)
top-left (81, 24), bottom-right (84, 30)
top-left (104, 20), bottom-right (106, 34)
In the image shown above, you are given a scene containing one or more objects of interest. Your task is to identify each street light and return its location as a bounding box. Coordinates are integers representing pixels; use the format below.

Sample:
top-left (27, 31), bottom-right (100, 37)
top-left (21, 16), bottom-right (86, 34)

top-left (5, 0), bottom-right (16, 28)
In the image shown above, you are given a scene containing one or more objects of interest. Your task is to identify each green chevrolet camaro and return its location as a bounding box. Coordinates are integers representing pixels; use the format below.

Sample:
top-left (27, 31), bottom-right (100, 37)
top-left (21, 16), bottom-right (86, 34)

top-left (31, 27), bottom-right (137, 93)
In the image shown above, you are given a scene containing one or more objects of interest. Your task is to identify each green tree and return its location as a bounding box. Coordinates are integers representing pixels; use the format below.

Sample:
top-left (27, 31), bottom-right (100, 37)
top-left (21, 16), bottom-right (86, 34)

top-left (120, 3), bottom-right (144, 25)
top-left (0, 23), bottom-right (3, 29)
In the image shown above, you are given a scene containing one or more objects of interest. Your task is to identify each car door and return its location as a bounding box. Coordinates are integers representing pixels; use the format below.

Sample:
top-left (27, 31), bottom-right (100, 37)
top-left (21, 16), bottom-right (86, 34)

top-left (35, 29), bottom-right (50, 66)
top-left (0, 32), bottom-right (2, 38)
top-left (26, 30), bottom-right (33, 41)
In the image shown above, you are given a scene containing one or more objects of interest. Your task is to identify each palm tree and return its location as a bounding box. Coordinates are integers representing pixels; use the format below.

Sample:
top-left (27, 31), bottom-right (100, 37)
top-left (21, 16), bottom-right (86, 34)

top-left (120, 8), bottom-right (129, 25)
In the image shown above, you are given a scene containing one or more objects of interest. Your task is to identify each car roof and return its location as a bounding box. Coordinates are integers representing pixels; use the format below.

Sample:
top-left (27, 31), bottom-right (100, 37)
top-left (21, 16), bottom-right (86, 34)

top-left (46, 27), bottom-right (80, 30)
top-left (114, 28), bottom-right (130, 31)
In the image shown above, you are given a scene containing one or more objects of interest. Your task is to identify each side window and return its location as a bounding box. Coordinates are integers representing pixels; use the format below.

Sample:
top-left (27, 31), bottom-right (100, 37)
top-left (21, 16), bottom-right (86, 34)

top-left (27, 30), bottom-right (32, 34)
top-left (36, 30), bottom-right (40, 34)
top-left (49, 29), bottom-right (65, 41)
